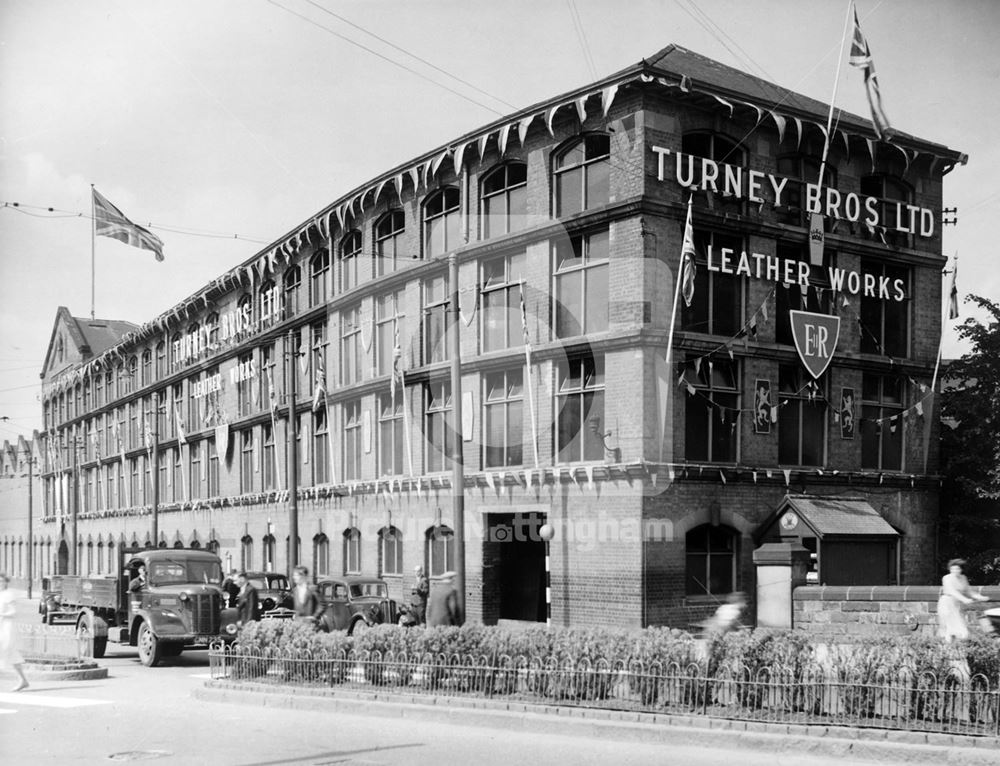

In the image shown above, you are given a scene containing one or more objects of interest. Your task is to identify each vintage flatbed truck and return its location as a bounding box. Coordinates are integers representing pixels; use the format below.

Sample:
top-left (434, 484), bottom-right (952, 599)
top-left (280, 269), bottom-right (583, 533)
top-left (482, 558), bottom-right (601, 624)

top-left (48, 547), bottom-right (238, 666)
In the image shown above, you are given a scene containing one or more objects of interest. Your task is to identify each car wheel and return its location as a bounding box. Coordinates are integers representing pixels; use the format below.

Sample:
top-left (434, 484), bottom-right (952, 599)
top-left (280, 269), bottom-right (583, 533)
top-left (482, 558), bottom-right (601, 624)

top-left (137, 621), bottom-right (162, 667)
top-left (348, 618), bottom-right (370, 637)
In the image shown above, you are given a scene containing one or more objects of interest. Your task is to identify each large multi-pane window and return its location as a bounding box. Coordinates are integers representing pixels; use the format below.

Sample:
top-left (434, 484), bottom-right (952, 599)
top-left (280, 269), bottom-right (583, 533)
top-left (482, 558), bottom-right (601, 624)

top-left (775, 243), bottom-right (834, 346)
top-left (774, 154), bottom-right (836, 227)
top-left (482, 251), bottom-right (527, 351)
top-left (340, 304), bottom-right (362, 385)
top-left (341, 230), bottom-right (363, 292)
top-left (380, 526), bottom-right (403, 576)
top-left (686, 524), bottom-right (738, 596)
top-left (553, 229), bottom-right (609, 338)
top-left (262, 422), bottom-right (275, 490)
top-left (423, 187), bottom-right (461, 257)
top-left (681, 132), bottom-right (745, 215)
top-left (860, 173), bottom-right (912, 248)
top-left (684, 356), bottom-right (740, 463)
top-left (375, 211), bottom-right (405, 277)
top-left (555, 353), bottom-right (605, 463)
top-left (426, 525), bottom-right (454, 577)
top-left (171, 447), bottom-right (182, 502)
top-left (483, 369), bottom-right (524, 468)
top-left (423, 274), bottom-right (451, 364)
top-left (236, 351), bottom-right (254, 417)
top-left (189, 441), bottom-right (202, 500)
top-left (141, 350), bottom-right (152, 387)
top-left (207, 436), bottom-right (219, 497)
top-left (861, 373), bottom-right (904, 471)
top-left (240, 429), bottom-right (254, 493)
top-left (259, 344), bottom-right (276, 415)
top-left (777, 364), bottom-right (825, 467)
top-left (310, 249), bottom-right (330, 306)
top-left (375, 291), bottom-right (402, 378)
top-left (342, 400), bottom-right (362, 481)
top-left (343, 528), bottom-right (361, 574)
top-left (681, 230), bottom-right (743, 338)
top-left (313, 407), bottom-right (329, 484)
top-left (425, 380), bottom-right (453, 473)
top-left (554, 134), bottom-right (610, 217)
top-left (311, 320), bottom-right (328, 396)
top-left (860, 259), bottom-right (910, 358)
top-left (155, 342), bottom-right (166, 380)
top-left (378, 392), bottom-right (405, 477)
top-left (284, 265), bottom-right (301, 317)
top-left (482, 163), bottom-right (527, 237)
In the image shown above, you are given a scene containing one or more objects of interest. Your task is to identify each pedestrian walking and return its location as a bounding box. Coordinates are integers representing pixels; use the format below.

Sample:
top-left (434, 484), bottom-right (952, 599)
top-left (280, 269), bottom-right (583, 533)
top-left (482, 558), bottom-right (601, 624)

top-left (235, 572), bottom-right (261, 626)
top-left (411, 565), bottom-right (430, 625)
top-left (291, 565), bottom-right (324, 626)
top-left (938, 558), bottom-right (989, 642)
top-left (0, 573), bottom-right (30, 692)
top-left (426, 571), bottom-right (462, 627)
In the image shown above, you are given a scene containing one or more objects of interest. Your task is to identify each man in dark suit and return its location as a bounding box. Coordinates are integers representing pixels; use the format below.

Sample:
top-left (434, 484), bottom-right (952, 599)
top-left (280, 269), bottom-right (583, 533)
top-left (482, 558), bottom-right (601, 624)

top-left (236, 571), bottom-right (260, 626)
top-left (291, 565), bottom-right (324, 626)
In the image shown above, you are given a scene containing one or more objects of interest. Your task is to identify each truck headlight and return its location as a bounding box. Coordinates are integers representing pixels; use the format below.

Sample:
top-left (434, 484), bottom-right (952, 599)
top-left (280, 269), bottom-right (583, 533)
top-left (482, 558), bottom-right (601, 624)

top-left (225, 623), bottom-right (238, 635)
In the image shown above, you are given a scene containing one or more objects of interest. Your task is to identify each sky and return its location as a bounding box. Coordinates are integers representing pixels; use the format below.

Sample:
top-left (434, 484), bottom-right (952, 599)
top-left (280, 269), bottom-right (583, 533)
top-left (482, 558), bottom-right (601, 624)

top-left (1, 0), bottom-right (997, 441)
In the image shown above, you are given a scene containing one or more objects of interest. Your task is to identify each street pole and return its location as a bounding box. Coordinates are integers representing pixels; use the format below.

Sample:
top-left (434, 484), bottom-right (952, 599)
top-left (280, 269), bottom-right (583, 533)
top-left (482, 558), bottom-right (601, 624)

top-left (26, 444), bottom-right (33, 598)
top-left (287, 329), bottom-right (298, 576)
top-left (151, 392), bottom-right (159, 548)
top-left (71, 435), bottom-right (79, 575)
top-left (448, 253), bottom-right (466, 617)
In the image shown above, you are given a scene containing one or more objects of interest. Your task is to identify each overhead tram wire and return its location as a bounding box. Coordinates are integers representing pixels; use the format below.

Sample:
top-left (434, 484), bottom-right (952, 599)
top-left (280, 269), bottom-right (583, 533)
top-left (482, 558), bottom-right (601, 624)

top-left (266, 0), bottom-right (509, 118)
top-left (567, 0), bottom-right (600, 82)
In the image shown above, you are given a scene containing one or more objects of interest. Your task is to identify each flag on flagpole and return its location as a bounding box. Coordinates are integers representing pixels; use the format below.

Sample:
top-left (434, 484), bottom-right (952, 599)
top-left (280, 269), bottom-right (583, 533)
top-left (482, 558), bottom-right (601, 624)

top-left (948, 259), bottom-right (960, 320)
top-left (390, 317), bottom-right (402, 401)
top-left (312, 354), bottom-right (327, 413)
top-left (849, 5), bottom-right (892, 140)
top-left (93, 188), bottom-right (165, 261)
top-left (681, 198), bottom-right (697, 307)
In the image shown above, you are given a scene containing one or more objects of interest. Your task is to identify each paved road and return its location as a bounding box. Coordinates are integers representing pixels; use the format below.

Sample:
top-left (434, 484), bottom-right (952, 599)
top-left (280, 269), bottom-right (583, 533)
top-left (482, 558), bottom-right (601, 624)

top-left (0, 591), bottom-right (941, 765)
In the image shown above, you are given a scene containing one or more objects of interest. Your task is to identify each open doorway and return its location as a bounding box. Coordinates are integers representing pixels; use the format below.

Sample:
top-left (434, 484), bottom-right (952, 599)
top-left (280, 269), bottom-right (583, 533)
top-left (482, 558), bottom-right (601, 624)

top-left (485, 512), bottom-right (546, 623)
top-left (57, 540), bottom-right (69, 575)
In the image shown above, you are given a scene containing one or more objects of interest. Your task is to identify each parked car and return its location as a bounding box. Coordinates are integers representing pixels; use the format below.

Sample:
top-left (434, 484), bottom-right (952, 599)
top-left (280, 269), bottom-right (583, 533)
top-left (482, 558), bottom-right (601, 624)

top-left (315, 577), bottom-right (399, 635)
top-left (243, 572), bottom-right (293, 613)
top-left (38, 576), bottom-right (63, 624)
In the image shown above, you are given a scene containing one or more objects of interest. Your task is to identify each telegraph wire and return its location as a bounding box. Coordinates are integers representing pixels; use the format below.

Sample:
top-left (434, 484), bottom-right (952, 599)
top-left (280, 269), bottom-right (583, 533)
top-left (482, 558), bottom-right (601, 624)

top-left (567, 0), bottom-right (600, 82)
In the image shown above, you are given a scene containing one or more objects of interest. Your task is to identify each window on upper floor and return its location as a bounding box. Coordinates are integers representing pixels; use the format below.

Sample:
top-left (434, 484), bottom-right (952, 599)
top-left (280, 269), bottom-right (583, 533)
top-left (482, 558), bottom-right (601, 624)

top-left (861, 173), bottom-right (912, 249)
top-left (777, 364), bottom-right (826, 467)
top-left (378, 392), bottom-right (405, 477)
top-left (258, 281), bottom-right (278, 328)
top-left (681, 132), bottom-right (746, 215)
top-left (861, 373), bottom-right (904, 471)
top-left (482, 250), bottom-right (527, 352)
top-left (555, 351), bottom-right (605, 463)
top-left (484, 368), bottom-right (524, 469)
top-left (313, 407), bottom-right (329, 485)
top-left (684, 355), bottom-right (739, 464)
top-left (553, 229), bottom-right (609, 338)
top-left (206, 312), bottom-right (219, 349)
top-left (375, 291), bottom-right (402, 379)
top-left (340, 305), bottom-right (362, 386)
top-left (775, 243), bottom-right (835, 346)
top-left (311, 249), bottom-right (330, 306)
top-left (284, 264), bottom-right (302, 317)
top-left (423, 187), bottom-right (461, 258)
top-left (482, 163), bottom-right (528, 238)
top-left (343, 399), bottom-right (362, 482)
top-left (681, 230), bottom-right (743, 337)
top-left (341, 230), bottom-right (363, 292)
top-left (155, 341), bottom-right (166, 379)
top-left (554, 134), bottom-right (610, 217)
top-left (424, 379), bottom-right (453, 473)
top-left (141, 350), bottom-right (152, 387)
top-left (261, 422), bottom-right (275, 491)
top-left (240, 429), bottom-right (254, 494)
top-left (236, 351), bottom-right (254, 418)
top-left (423, 274), bottom-right (451, 365)
top-left (859, 259), bottom-right (910, 359)
top-left (775, 154), bottom-right (836, 228)
top-left (375, 211), bottom-right (405, 277)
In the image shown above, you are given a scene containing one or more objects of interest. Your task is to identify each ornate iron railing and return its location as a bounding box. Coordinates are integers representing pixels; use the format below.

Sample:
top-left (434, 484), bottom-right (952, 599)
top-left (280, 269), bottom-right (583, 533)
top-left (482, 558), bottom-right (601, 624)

top-left (208, 644), bottom-right (1000, 737)
top-left (16, 623), bottom-right (93, 661)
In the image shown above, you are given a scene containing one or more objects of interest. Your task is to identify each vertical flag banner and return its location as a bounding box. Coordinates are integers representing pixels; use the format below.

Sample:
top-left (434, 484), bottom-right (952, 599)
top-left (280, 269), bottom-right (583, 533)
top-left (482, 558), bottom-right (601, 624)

top-left (681, 200), bottom-right (697, 307)
top-left (849, 5), bottom-right (892, 140)
top-left (312, 353), bottom-right (327, 412)
top-left (948, 259), bottom-right (960, 320)
top-left (93, 188), bottom-right (165, 261)
top-left (390, 317), bottom-right (402, 402)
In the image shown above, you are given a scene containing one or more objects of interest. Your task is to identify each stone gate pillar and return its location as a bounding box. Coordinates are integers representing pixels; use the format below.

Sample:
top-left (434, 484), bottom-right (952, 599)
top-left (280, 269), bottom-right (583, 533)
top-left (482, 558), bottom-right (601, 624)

top-left (753, 542), bottom-right (810, 629)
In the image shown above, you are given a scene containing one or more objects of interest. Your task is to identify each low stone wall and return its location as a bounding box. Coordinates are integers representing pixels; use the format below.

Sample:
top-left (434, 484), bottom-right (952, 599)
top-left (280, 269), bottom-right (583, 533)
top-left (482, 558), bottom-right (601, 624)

top-left (792, 585), bottom-right (1000, 638)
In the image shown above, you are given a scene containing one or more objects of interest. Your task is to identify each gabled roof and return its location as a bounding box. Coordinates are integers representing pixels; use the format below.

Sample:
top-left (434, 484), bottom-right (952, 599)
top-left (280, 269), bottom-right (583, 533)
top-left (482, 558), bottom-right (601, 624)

top-left (760, 494), bottom-right (900, 540)
top-left (41, 307), bottom-right (138, 382)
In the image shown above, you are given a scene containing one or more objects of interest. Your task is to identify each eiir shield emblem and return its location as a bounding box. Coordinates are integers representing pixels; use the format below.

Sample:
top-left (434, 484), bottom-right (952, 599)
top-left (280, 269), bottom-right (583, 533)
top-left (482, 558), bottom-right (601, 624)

top-left (790, 310), bottom-right (840, 379)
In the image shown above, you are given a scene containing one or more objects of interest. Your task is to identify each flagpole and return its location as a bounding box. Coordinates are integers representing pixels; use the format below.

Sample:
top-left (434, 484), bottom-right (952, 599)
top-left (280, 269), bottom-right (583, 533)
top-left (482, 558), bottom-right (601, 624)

top-left (923, 253), bottom-right (956, 472)
top-left (519, 280), bottom-right (540, 469)
top-left (661, 197), bottom-right (693, 464)
top-left (90, 184), bottom-right (96, 320)
top-left (817, 1), bottom-right (856, 190)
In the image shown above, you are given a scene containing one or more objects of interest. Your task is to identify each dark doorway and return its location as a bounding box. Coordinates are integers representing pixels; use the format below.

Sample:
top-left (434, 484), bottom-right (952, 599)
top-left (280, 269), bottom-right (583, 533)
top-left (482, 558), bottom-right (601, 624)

top-left (57, 540), bottom-right (69, 575)
top-left (486, 512), bottom-right (546, 623)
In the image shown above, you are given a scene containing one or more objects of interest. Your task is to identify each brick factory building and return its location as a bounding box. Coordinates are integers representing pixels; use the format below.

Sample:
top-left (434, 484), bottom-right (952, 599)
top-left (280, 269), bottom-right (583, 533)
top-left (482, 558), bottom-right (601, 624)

top-left (14, 44), bottom-right (967, 628)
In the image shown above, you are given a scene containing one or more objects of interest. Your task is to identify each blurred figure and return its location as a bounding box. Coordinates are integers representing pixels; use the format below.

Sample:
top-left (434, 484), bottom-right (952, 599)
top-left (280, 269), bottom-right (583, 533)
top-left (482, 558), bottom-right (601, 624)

top-left (411, 565), bottom-right (429, 625)
top-left (426, 571), bottom-right (462, 627)
top-left (705, 591), bottom-right (746, 641)
top-left (222, 568), bottom-right (240, 608)
top-left (291, 565), bottom-right (323, 626)
top-left (938, 559), bottom-right (989, 642)
top-left (235, 572), bottom-right (260, 626)
top-left (0, 573), bottom-right (29, 692)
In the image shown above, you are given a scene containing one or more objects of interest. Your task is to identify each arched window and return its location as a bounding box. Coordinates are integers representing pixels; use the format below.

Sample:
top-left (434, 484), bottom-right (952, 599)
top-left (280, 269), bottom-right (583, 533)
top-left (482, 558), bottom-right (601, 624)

top-left (685, 524), bottom-right (738, 596)
top-left (258, 280), bottom-right (278, 326)
top-left (379, 526), bottom-right (402, 576)
top-left (284, 265), bottom-right (302, 317)
top-left (189, 538), bottom-right (201, 549)
top-left (96, 540), bottom-right (104, 575)
top-left (313, 533), bottom-right (329, 578)
top-left (310, 249), bottom-right (330, 306)
top-left (263, 533), bottom-right (276, 572)
top-left (206, 539), bottom-right (219, 554)
top-left (340, 230), bottom-right (363, 292)
top-left (425, 525), bottom-right (454, 577)
top-left (170, 333), bottom-right (182, 371)
top-left (155, 341), bottom-right (166, 379)
top-left (241, 535), bottom-right (254, 571)
top-left (553, 134), bottom-right (610, 217)
top-left (141, 350), bottom-right (152, 387)
top-left (374, 211), bottom-right (405, 276)
top-left (482, 163), bottom-right (527, 237)
top-left (423, 187), bottom-right (461, 258)
top-left (343, 528), bottom-right (361, 574)
top-left (206, 312), bottom-right (220, 350)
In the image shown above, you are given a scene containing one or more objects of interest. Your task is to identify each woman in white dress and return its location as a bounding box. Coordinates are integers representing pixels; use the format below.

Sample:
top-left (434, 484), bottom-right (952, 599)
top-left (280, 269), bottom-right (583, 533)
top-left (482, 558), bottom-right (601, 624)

top-left (0, 573), bottom-right (30, 691)
top-left (938, 559), bottom-right (989, 642)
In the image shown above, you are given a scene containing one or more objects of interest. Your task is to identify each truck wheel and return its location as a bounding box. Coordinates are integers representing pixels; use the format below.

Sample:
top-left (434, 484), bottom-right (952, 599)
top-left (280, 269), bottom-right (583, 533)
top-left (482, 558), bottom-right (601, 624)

top-left (93, 637), bottom-right (108, 659)
top-left (77, 617), bottom-right (107, 658)
top-left (137, 621), bottom-right (162, 667)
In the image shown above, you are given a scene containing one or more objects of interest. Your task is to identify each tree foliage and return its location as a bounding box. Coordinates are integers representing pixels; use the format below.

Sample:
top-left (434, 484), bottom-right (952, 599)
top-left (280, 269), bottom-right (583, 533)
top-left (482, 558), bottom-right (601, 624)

top-left (939, 295), bottom-right (1000, 581)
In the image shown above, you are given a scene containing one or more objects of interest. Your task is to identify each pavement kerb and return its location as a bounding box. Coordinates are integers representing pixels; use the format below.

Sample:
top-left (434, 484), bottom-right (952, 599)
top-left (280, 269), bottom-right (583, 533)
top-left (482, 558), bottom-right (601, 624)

top-left (193, 681), bottom-right (1000, 765)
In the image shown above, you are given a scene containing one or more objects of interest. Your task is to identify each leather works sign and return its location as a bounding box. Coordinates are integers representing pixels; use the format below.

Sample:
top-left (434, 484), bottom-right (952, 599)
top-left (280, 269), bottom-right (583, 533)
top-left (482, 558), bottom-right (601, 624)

top-left (790, 310), bottom-right (840, 379)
